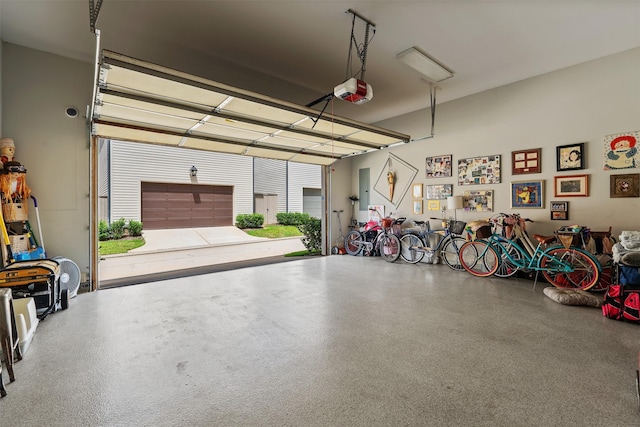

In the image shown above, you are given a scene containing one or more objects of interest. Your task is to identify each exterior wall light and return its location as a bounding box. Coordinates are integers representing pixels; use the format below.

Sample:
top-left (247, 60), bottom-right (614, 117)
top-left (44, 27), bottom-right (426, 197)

top-left (190, 166), bottom-right (198, 177)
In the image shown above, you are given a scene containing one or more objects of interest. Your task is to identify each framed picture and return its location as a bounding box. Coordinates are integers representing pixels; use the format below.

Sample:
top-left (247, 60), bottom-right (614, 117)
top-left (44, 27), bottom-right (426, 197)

top-left (610, 173), bottom-right (640, 198)
top-left (412, 183), bottom-right (423, 199)
top-left (603, 131), bottom-right (640, 170)
top-left (427, 200), bottom-right (440, 211)
top-left (512, 148), bottom-right (541, 175)
top-left (556, 142), bottom-right (585, 171)
top-left (425, 184), bottom-right (453, 200)
top-left (412, 200), bottom-right (423, 215)
top-left (458, 155), bottom-right (500, 185)
top-left (550, 201), bottom-right (569, 221)
top-left (463, 190), bottom-right (493, 212)
top-left (553, 174), bottom-right (589, 197)
top-left (511, 180), bottom-right (544, 208)
top-left (425, 154), bottom-right (452, 178)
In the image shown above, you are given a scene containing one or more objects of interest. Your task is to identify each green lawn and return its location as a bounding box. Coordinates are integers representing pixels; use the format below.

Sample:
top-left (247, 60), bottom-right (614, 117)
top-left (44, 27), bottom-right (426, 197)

top-left (244, 225), bottom-right (302, 238)
top-left (99, 238), bottom-right (145, 255)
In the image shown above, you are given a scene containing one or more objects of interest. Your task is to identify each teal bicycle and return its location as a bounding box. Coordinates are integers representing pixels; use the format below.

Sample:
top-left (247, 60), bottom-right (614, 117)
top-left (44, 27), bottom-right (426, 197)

top-left (458, 213), bottom-right (601, 290)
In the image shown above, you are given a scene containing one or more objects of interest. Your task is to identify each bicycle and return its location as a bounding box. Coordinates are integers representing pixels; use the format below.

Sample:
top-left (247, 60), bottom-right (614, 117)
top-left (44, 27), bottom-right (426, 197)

top-left (458, 213), bottom-right (601, 290)
top-left (344, 211), bottom-right (405, 262)
top-left (399, 217), bottom-right (467, 270)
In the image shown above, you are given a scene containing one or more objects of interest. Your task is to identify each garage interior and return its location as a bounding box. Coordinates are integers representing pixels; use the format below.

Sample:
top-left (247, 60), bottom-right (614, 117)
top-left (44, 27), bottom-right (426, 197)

top-left (1, 1), bottom-right (640, 425)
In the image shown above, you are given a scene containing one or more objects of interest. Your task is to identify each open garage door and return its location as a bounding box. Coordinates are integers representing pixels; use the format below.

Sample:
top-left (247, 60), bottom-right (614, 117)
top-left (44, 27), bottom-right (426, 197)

top-left (91, 51), bottom-right (410, 166)
top-left (141, 182), bottom-right (233, 229)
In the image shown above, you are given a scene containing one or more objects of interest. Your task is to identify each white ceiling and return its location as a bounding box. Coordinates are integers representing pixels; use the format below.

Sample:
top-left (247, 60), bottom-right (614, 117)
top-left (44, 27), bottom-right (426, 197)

top-left (1, 1), bottom-right (639, 124)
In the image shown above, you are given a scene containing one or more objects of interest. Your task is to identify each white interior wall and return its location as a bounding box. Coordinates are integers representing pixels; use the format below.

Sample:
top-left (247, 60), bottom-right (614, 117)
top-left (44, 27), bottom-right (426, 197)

top-left (2, 43), bottom-right (92, 274)
top-left (332, 48), bottom-right (640, 239)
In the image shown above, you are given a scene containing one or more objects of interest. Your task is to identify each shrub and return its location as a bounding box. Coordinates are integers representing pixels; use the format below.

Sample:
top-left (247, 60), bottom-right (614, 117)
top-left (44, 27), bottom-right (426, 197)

top-left (276, 212), bottom-right (310, 226)
top-left (127, 220), bottom-right (143, 236)
top-left (99, 220), bottom-right (111, 241)
top-left (297, 216), bottom-right (321, 252)
top-left (236, 213), bottom-right (264, 229)
top-left (110, 218), bottom-right (127, 240)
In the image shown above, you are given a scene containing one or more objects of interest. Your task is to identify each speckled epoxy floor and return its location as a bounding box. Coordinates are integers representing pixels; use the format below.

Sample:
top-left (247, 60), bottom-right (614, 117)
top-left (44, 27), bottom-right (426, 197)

top-left (2, 256), bottom-right (639, 426)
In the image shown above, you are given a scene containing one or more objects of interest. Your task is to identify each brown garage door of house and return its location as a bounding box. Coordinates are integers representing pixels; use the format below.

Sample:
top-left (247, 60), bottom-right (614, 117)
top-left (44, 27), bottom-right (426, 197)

top-left (141, 182), bottom-right (233, 229)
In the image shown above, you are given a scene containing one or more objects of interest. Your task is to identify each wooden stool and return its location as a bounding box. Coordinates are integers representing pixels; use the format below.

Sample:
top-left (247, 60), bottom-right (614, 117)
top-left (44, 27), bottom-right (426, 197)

top-left (0, 288), bottom-right (22, 397)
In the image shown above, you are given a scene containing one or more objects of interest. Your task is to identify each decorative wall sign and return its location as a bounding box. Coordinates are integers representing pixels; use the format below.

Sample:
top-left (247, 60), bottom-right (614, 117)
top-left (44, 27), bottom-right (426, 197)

top-left (603, 131), bottom-right (640, 170)
top-left (512, 148), bottom-right (541, 175)
top-left (511, 180), bottom-right (544, 208)
top-left (463, 190), bottom-right (493, 212)
top-left (556, 142), bottom-right (585, 171)
top-left (610, 173), bottom-right (640, 198)
top-left (425, 184), bottom-right (453, 200)
top-left (426, 154), bottom-right (452, 178)
top-left (550, 201), bottom-right (569, 220)
top-left (373, 154), bottom-right (418, 206)
top-left (554, 174), bottom-right (589, 197)
top-left (458, 155), bottom-right (501, 185)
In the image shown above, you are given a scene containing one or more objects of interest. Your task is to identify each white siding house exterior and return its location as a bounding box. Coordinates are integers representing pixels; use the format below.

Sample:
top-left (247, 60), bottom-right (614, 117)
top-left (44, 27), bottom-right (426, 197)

top-left (107, 140), bottom-right (254, 223)
top-left (253, 158), bottom-right (287, 213)
top-left (288, 162), bottom-right (322, 217)
top-left (98, 139), bottom-right (110, 223)
top-left (103, 140), bottom-right (322, 226)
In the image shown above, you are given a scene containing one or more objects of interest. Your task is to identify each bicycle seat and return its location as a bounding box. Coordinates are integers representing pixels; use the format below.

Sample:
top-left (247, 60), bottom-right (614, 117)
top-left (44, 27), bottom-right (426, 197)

top-left (394, 217), bottom-right (407, 225)
top-left (533, 234), bottom-right (556, 245)
top-left (413, 220), bottom-right (426, 225)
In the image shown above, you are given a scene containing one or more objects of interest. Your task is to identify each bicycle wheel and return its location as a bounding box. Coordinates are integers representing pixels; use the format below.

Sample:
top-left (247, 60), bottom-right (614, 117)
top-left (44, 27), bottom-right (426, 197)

top-left (400, 233), bottom-right (426, 264)
top-left (459, 240), bottom-right (499, 277)
top-left (590, 264), bottom-right (612, 292)
top-left (379, 233), bottom-right (401, 263)
top-left (493, 240), bottom-right (521, 278)
top-left (344, 230), bottom-right (364, 255)
top-left (590, 255), bottom-right (612, 292)
top-left (440, 236), bottom-right (467, 271)
top-left (540, 247), bottom-right (600, 290)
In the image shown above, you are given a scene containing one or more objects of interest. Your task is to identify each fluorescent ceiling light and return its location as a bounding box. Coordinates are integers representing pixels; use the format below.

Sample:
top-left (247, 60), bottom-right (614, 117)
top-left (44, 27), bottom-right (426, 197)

top-left (397, 47), bottom-right (453, 83)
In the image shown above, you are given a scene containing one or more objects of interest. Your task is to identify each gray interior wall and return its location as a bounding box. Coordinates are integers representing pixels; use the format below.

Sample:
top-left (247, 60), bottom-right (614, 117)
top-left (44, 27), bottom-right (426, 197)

top-left (1, 43), bottom-right (92, 274)
top-left (332, 48), bottom-right (640, 238)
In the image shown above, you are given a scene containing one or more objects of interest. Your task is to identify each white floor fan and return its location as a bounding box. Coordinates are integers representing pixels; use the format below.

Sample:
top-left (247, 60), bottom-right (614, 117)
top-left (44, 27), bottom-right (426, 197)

top-left (53, 256), bottom-right (81, 298)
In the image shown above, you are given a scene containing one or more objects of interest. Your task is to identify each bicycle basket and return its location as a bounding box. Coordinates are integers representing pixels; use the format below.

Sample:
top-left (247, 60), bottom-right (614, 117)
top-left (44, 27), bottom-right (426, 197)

top-left (450, 220), bottom-right (467, 235)
top-left (475, 225), bottom-right (493, 239)
top-left (381, 217), bottom-right (393, 228)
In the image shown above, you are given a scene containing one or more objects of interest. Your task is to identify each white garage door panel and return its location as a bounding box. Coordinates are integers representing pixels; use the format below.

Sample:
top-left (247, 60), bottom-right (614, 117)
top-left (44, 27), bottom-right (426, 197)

top-left (92, 50), bottom-right (411, 166)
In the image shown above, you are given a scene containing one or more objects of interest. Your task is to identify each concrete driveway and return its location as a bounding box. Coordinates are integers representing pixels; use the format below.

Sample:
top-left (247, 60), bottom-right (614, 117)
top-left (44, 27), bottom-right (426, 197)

top-left (99, 226), bottom-right (307, 287)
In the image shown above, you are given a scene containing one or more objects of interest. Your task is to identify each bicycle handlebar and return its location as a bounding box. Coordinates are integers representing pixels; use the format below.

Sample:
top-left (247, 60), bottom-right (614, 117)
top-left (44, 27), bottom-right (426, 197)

top-left (495, 212), bottom-right (534, 222)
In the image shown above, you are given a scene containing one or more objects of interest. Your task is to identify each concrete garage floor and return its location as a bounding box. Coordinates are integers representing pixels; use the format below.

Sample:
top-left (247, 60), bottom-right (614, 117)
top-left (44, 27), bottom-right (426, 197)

top-left (2, 255), bottom-right (639, 426)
